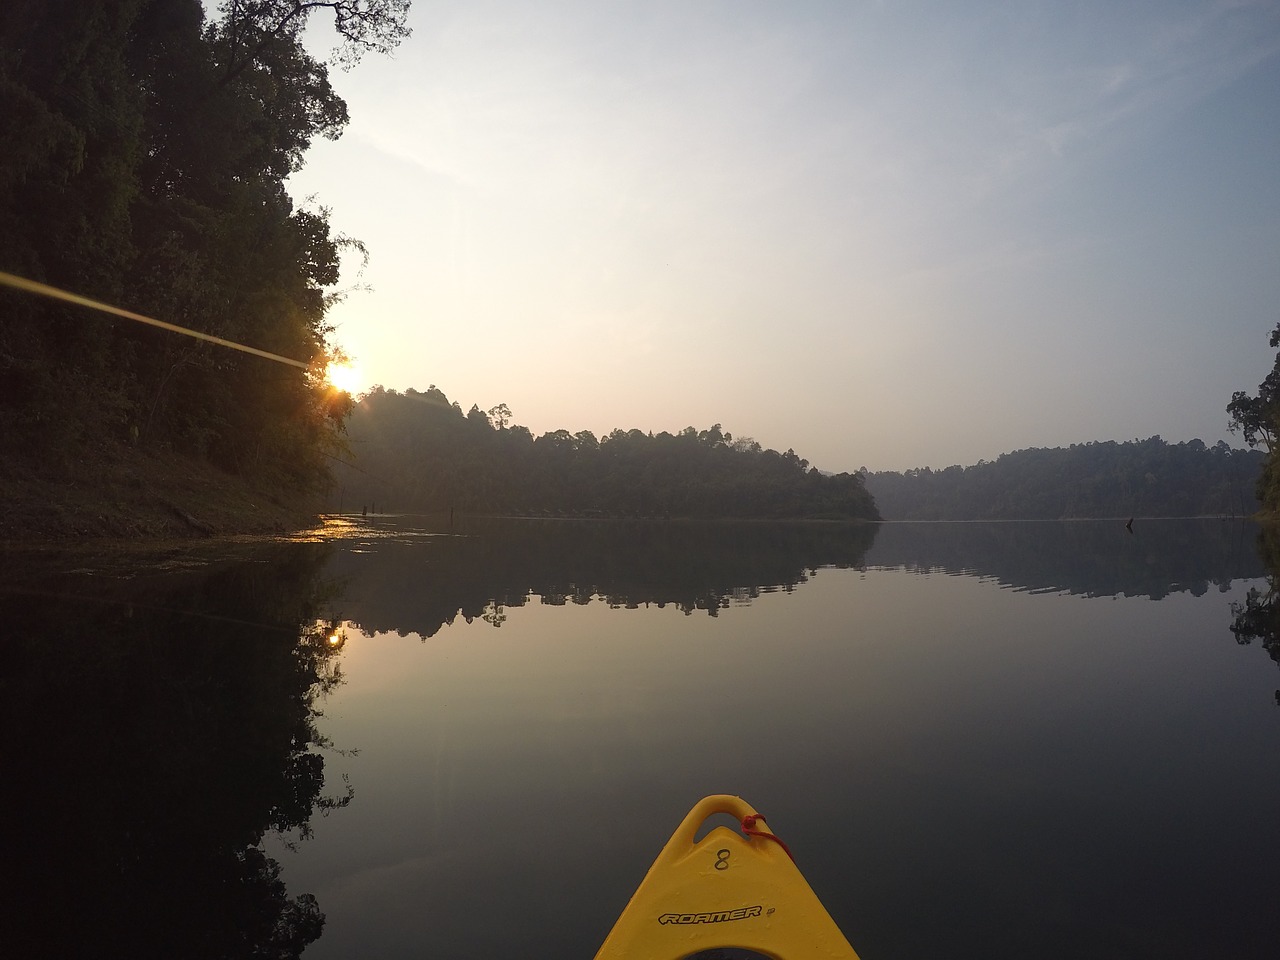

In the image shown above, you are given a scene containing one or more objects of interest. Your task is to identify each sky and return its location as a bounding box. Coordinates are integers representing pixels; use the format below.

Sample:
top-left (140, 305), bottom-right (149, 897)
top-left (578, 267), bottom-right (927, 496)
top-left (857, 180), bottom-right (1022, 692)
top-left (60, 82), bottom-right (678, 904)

top-left (286, 0), bottom-right (1280, 473)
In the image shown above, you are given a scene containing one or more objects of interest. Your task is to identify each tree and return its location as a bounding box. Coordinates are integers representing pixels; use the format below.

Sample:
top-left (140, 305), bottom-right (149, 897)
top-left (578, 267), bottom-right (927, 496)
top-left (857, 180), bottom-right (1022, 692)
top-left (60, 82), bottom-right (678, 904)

top-left (216, 0), bottom-right (412, 85)
top-left (1227, 322), bottom-right (1280, 512)
top-left (1227, 391), bottom-right (1278, 454)
top-left (487, 402), bottom-right (512, 430)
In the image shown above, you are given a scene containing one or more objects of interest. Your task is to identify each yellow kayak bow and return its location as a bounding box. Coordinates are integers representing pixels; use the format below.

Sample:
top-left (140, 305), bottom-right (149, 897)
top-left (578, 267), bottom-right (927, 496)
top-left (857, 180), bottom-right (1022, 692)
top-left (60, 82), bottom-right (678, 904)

top-left (593, 795), bottom-right (861, 959)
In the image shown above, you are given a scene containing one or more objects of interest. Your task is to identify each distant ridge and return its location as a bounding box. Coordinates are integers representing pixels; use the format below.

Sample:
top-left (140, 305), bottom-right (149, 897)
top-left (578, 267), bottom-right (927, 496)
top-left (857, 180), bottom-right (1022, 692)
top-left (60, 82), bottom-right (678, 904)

top-left (863, 437), bottom-right (1262, 520)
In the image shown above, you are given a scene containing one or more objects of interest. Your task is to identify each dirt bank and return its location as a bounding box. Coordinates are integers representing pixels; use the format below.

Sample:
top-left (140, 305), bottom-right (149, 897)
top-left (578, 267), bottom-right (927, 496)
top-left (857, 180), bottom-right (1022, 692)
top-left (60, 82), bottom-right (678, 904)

top-left (0, 446), bottom-right (320, 542)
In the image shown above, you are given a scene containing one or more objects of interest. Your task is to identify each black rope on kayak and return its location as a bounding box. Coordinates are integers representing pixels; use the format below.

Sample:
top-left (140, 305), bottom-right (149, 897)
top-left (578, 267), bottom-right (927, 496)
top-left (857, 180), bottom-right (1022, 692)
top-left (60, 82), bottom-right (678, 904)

top-left (741, 813), bottom-right (795, 862)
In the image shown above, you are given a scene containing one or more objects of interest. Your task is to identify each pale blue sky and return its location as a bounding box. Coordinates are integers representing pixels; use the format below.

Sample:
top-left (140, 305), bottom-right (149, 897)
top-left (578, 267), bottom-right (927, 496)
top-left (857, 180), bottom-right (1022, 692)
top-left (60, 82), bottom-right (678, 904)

top-left (289, 0), bottom-right (1280, 471)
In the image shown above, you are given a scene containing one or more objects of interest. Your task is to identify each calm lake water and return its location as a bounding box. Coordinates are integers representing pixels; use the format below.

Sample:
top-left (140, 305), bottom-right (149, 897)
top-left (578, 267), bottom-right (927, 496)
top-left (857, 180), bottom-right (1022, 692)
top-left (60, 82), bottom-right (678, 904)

top-left (3, 517), bottom-right (1278, 959)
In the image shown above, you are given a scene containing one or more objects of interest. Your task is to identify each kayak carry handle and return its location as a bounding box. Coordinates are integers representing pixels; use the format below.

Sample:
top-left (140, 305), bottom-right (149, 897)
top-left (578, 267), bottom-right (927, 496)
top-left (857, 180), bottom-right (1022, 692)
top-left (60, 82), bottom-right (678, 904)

top-left (656, 794), bottom-right (761, 866)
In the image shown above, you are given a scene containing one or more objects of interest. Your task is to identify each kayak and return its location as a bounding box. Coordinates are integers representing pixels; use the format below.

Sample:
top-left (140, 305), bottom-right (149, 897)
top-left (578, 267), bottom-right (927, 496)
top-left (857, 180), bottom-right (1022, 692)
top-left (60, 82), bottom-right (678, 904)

top-left (593, 794), bottom-right (861, 959)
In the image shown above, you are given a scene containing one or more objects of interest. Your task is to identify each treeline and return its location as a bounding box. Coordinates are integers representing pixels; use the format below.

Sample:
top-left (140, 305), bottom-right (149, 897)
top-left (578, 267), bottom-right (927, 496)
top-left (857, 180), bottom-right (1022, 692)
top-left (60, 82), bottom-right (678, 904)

top-left (332, 386), bottom-right (880, 520)
top-left (864, 436), bottom-right (1263, 520)
top-left (0, 1), bottom-right (408, 489)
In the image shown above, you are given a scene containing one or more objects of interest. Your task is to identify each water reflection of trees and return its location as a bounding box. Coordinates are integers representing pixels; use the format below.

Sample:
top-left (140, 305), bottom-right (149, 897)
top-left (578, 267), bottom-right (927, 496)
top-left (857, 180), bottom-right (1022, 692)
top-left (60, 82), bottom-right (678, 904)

top-left (1229, 527), bottom-right (1280, 693)
top-left (0, 545), bottom-right (347, 958)
top-left (864, 519), bottom-right (1264, 599)
top-left (332, 517), bottom-right (1269, 643)
top-left (331, 519), bottom-right (880, 639)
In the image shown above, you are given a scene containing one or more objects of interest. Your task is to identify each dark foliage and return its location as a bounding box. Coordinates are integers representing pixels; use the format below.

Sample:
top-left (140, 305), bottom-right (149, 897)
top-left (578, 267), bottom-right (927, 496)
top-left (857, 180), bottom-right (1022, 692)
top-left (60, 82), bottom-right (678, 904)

top-left (864, 437), bottom-right (1263, 520)
top-left (330, 387), bottom-right (881, 521)
top-left (1226, 321), bottom-right (1280, 514)
top-left (0, 0), bottom-right (404, 487)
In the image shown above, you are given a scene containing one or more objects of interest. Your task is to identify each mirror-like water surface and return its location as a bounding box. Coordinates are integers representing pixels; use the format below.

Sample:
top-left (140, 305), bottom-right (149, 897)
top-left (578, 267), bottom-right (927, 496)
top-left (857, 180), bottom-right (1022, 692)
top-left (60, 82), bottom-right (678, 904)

top-left (3, 518), bottom-right (1277, 959)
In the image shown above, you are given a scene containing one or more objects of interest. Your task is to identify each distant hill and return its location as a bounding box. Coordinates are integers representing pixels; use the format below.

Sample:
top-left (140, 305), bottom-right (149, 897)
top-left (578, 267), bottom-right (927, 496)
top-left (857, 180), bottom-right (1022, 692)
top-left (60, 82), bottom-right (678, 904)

top-left (864, 437), bottom-right (1263, 520)
top-left (330, 387), bottom-right (879, 521)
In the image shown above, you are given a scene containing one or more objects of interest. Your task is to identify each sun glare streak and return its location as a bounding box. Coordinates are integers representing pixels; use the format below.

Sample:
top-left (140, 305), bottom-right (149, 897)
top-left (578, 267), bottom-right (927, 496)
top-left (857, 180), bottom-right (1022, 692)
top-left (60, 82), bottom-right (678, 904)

top-left (0, 270), bottom-right (310, 368)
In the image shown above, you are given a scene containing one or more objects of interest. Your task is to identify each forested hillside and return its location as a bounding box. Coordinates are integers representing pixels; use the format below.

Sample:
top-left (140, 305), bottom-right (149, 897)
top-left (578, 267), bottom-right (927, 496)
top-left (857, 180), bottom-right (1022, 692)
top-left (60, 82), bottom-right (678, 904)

top-left (864, 437), bottom-right (1262, 520)
top-left (331, 387), bottom-right (880, 520)
top-left (0, 1), bottom-right (408, 497)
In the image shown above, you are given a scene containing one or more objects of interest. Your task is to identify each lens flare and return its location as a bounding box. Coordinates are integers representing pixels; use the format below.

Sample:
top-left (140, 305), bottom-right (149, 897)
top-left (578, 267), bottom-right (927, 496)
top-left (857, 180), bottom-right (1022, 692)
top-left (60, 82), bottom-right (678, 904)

top-left (325, 360), bottom-right (363, 395)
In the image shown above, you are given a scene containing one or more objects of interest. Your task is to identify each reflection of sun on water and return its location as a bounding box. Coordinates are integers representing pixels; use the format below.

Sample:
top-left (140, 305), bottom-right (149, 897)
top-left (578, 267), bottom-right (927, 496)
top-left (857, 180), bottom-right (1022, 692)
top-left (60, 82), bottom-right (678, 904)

top-left (325, 360), bottom-right (363, 395)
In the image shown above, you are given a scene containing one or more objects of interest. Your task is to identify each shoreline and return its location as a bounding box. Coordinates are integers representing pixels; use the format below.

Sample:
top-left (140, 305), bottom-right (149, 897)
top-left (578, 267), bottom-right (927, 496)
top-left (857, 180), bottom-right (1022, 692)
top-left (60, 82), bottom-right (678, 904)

top-left (0, 447), bottom-right (321, 544)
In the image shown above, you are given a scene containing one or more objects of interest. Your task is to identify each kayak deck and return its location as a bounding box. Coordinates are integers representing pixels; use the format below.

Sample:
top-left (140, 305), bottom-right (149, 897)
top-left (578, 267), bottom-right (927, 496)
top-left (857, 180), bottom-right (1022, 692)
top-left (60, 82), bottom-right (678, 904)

top-left (593, 795), bottom-right (861, 960)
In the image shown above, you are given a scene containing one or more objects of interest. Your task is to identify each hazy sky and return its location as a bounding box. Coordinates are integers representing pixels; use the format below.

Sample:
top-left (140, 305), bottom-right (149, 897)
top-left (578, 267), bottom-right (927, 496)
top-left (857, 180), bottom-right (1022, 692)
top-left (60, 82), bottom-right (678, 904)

top-left (288, 0), bottom-right (1280, 472)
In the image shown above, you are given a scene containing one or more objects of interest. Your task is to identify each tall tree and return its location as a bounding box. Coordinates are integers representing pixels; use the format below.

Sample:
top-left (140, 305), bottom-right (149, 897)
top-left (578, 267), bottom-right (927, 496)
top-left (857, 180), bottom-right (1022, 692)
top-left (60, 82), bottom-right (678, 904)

top-left (1227, 322), bottom-right (1280, 512)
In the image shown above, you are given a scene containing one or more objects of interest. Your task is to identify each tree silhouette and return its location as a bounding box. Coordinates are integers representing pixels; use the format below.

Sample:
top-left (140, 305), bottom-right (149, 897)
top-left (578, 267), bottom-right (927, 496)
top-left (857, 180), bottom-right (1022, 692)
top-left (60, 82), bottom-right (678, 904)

top-left (1227, 322), bottom-right (1280, 512)
top-left (331, 387), bottom-right (881, 521)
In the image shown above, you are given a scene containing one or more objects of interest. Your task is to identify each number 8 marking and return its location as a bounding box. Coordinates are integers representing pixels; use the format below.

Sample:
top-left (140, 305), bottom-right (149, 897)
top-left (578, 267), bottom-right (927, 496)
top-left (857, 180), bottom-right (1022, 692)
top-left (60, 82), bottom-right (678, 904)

top-left (714, 849), bottom-right (731, 871)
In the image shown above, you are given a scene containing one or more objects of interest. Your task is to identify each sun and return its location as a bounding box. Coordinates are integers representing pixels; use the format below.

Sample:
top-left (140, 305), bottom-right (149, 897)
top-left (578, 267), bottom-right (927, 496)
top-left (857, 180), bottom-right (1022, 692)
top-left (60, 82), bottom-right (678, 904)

top-left (325, 359), bottom-right (364, 395)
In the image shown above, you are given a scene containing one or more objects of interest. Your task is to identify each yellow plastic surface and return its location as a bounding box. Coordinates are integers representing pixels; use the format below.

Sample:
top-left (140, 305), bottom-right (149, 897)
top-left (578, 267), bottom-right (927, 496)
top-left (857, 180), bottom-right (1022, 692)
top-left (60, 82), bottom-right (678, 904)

top-left (593, 795), bottom-right (862, 960)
